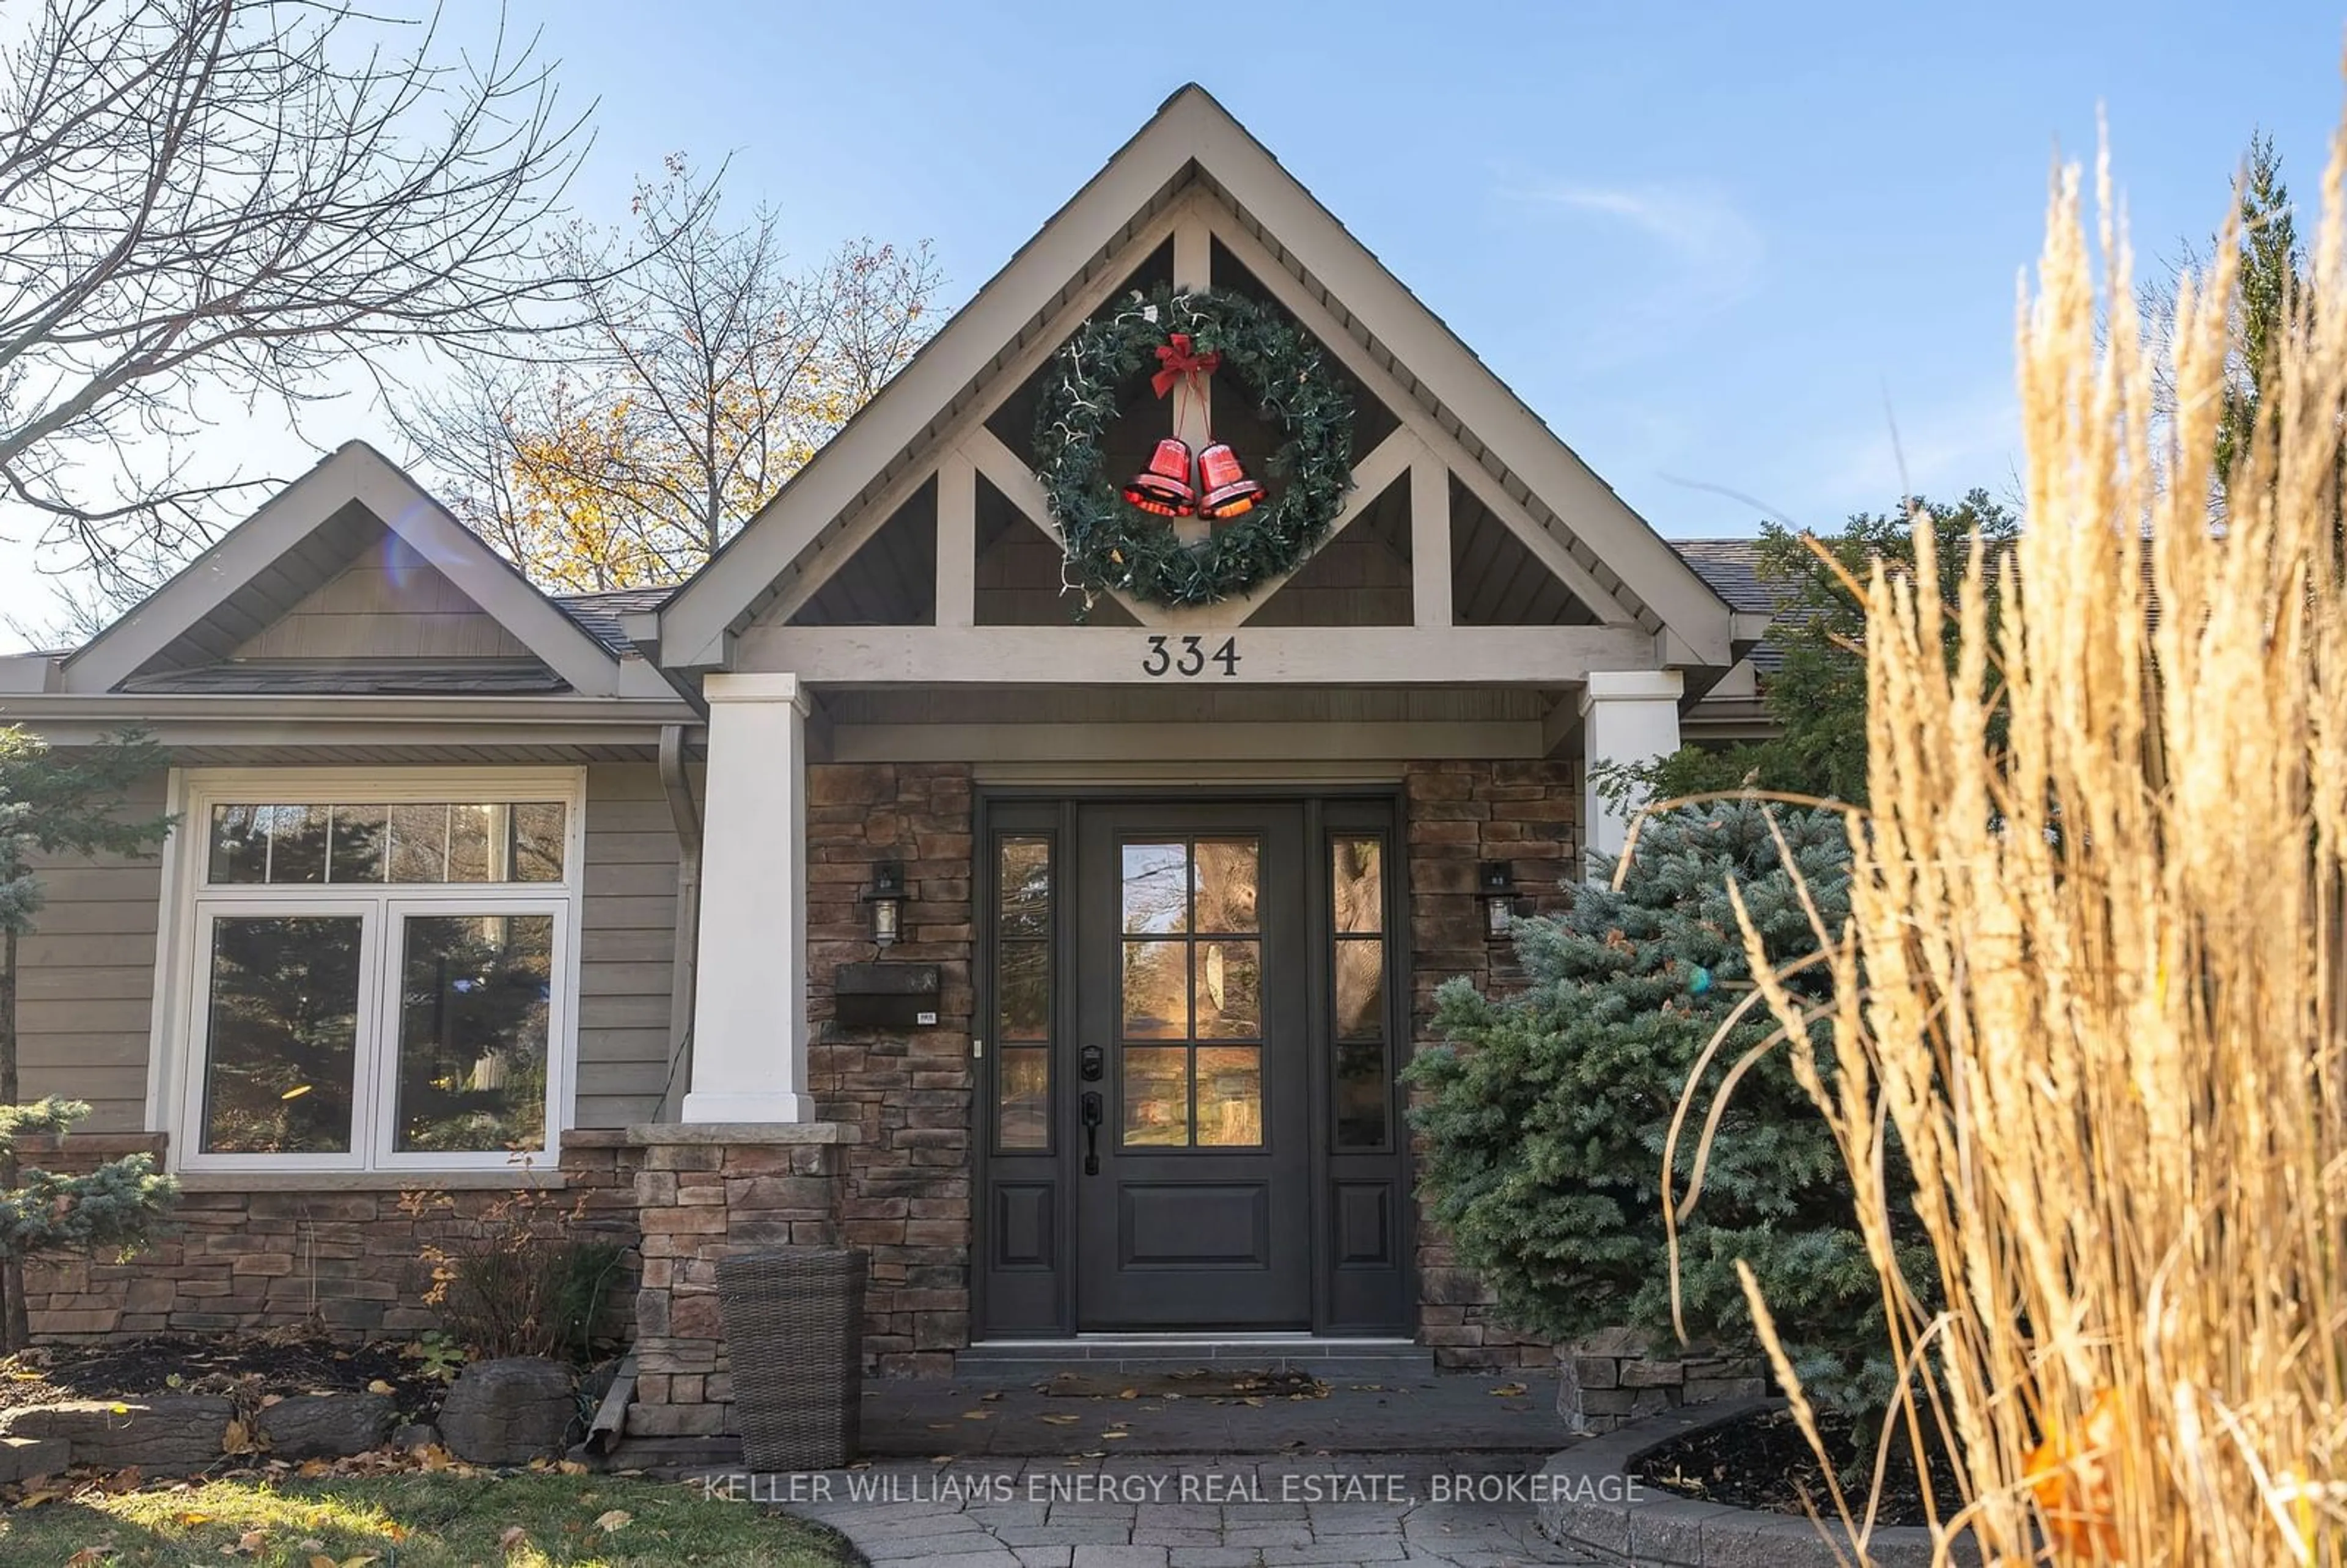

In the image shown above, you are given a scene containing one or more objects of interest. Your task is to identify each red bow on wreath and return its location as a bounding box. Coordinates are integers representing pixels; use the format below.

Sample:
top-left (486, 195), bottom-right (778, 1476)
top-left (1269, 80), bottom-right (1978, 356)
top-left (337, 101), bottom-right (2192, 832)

top-left (1151, 332), bottom-right (1221, 399)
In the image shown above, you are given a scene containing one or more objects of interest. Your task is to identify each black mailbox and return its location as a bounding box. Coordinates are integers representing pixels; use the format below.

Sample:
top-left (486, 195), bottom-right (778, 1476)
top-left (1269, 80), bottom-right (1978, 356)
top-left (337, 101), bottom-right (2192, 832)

top-left (834, 962), bottom-right (942, 1028)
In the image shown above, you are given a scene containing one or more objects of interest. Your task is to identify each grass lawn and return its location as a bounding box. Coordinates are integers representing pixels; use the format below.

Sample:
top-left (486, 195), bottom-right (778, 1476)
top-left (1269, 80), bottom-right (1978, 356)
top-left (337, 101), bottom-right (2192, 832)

top-left (0, 1471), bottom-right (852, 1567)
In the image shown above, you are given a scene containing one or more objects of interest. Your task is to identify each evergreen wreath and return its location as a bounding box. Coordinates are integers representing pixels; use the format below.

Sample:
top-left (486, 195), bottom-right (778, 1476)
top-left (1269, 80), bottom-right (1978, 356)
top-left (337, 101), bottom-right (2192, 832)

top-left (1032, 284), bottom-right (1356, 608)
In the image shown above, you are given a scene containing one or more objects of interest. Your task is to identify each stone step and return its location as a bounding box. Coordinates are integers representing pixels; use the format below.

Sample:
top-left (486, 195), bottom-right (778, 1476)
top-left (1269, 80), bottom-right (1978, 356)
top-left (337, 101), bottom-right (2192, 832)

top-left (0, 1435), bottom-right (68, 1484)
top-left (955, 1336), bottom-right (1436, 1383)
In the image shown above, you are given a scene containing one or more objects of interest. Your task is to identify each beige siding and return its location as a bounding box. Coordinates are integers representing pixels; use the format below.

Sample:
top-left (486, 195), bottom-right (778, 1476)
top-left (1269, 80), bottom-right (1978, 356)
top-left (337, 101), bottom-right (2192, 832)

top-left (17, 764), bottom-right (683, 1139)
top-left (20, 774), bottom-right (169, 1132)
top-left (574, 763), bottom-right (681, 1128)
top-left (233, 533), bottom-right (535, 661)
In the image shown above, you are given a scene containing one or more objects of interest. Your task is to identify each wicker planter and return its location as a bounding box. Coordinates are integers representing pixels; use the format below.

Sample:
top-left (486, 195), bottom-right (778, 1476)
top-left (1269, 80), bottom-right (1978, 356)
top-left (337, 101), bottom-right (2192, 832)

top-left (714, 1248), bottom-right (868, 1469)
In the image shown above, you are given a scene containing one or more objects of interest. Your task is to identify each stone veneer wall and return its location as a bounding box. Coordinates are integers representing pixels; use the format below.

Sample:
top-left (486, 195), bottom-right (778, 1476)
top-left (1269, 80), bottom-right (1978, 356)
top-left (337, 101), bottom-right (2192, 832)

top-left (1402, 760), bottom-right (1578, 1372)
top-left (623, 1124), bottom-right (853, 1438)
top-left (803, 763), bottom-right (975, 1377)
top-left (19, 1131), bottom-right (641, 1340)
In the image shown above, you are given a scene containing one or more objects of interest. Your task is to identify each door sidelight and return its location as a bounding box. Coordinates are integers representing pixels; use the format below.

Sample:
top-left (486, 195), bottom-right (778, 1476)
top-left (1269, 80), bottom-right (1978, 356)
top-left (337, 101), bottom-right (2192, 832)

top-left (1081, 1091), bottom-right (1103, 1174)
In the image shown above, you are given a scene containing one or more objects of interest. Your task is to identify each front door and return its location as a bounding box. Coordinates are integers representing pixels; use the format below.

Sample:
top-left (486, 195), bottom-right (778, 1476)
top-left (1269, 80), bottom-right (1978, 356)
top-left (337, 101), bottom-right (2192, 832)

top-left (1073, 803), bottom-right (1311, 1328)
top-left (975, 793), bottom-right (1409, 1339)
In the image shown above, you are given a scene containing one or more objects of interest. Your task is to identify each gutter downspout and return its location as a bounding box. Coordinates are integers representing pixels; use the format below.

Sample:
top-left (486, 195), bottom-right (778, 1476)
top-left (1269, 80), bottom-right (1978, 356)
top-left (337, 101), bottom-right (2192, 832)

top-left (657, 724), bottom-right (704, 1123)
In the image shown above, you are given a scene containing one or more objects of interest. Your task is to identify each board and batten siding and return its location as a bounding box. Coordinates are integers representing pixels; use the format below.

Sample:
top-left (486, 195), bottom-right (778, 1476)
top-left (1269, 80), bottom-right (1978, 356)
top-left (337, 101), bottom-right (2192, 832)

top-left (17, 763), bottom-right (683, 1139)
top-left (18, 772), bottom-right (170, 1132)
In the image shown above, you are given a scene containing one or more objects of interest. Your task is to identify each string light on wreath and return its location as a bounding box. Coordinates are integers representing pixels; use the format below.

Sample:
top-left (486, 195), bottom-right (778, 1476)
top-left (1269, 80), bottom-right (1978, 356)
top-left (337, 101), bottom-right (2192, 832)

top-left (1032, 284), bottom-right (1356, 609)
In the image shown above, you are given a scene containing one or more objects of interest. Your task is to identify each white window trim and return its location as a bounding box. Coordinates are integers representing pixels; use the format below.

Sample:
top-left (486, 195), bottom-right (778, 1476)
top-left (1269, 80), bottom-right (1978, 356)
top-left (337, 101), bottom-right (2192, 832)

top-left (148, 766), bottom-right (586, 1175)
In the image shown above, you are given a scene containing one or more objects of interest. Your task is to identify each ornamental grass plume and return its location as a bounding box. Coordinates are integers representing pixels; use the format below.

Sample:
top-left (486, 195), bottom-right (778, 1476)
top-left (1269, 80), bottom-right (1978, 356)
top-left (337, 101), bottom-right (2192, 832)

top-left (1711, 133), bottom-right (2347, 1563)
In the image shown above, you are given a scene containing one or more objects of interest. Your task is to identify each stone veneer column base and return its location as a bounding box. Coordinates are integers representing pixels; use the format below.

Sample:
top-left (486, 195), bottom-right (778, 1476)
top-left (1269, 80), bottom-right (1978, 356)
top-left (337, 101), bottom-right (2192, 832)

top-left (623, 1121), bottom-right (860, 1439)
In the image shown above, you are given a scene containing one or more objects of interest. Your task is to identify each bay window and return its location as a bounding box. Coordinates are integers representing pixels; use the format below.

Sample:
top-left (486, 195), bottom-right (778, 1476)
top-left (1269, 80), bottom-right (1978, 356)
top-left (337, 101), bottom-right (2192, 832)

top-left (165, 770), bottom-right (582, 1173)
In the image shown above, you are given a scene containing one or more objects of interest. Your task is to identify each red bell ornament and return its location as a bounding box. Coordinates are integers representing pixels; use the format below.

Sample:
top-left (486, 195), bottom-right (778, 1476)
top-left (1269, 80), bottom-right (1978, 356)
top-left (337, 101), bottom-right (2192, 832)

top-left (1196, 442), bottom-right (1266, 519)
top-left (1122, 438), bottom-right (1198, 516)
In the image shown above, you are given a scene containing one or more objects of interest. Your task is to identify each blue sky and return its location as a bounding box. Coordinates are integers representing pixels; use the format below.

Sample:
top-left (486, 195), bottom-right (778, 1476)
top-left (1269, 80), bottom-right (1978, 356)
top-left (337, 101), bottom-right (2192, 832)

top-left (7, 0), bottom-right (2347, 638)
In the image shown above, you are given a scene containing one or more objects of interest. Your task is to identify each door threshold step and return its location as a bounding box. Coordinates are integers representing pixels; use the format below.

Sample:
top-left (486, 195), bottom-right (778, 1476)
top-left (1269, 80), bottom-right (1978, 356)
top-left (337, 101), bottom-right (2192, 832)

top-left (955, 1337), bottom-right (1436, 1381)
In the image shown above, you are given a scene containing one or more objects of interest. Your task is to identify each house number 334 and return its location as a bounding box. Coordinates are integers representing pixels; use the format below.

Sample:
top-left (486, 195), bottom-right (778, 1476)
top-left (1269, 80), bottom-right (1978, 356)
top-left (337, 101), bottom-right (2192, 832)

top-left (1140, 634), bottom-right (1241, 678)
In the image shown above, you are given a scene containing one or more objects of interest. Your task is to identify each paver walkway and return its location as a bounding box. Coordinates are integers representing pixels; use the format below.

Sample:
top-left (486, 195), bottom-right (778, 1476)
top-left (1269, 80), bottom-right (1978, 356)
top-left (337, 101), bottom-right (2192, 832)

top-left (762, 1453), bottom-right (1593, 1566)
top-left (688, 1372), bottom-right (1603, 1564)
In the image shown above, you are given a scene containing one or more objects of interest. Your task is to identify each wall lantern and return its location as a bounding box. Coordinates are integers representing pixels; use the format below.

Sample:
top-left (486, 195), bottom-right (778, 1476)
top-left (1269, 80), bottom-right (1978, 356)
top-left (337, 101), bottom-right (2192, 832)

top-left (1478, 861), bottom-right (1525, 939)
top-left (863, 859), bottom-right (907, 949)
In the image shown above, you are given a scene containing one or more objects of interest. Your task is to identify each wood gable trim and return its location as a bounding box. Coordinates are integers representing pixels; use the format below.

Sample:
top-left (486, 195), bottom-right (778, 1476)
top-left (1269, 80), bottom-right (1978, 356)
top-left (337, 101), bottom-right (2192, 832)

top-left (61, 443), bottom-right (637, 698)
top-left (655, 84), bottom-right (1737, 671)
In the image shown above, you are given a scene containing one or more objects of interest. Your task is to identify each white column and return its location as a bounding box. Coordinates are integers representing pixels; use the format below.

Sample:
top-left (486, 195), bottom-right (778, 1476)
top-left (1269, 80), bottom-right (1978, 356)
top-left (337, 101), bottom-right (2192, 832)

top-left (683, 672), bottom-right (814, 1123)
top-left (1580, 669), bottom-right (1684, 879)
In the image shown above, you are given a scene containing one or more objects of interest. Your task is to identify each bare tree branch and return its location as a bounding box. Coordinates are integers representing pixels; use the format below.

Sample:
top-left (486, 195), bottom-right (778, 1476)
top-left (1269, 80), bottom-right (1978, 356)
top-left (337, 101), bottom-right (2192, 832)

top-left (0, 0), bottom-right (603, 598)
top-left (396, 156), bottom-right (944, 589)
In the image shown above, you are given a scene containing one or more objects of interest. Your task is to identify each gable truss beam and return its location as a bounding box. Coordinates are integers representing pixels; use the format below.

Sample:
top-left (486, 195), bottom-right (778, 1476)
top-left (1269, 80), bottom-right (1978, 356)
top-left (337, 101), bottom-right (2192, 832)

top-left (741, 623), bottom-right (1656, 687)
top-left (1208, 219), bottom-right (1651, 636)
top-left (677, 203), bottom-right (1192, 654)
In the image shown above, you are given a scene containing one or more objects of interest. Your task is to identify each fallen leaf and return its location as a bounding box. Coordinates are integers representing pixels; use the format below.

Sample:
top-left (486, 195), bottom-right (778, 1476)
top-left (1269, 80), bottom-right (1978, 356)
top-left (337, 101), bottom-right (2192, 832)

top-left (1240, 1397), bottom-right (1264, 1407)
top-left (959, 1410), bottom-right (990, 1421)
top-left (175, 1510), bottom-right (212, 1527)
top-left (237, 1527), bottom-right (268, 1553)
top-left (1036, 1413), bottom-right (1081, 1426)
top-left (101, 1465), bottom-right (141, 1493)
top-left (260, 1394), bottom-right (285, 1407)
top-left (499, 1524), bottom-right (531, 1552)
top-left (296, 1459), bottom-right (329, 1478)
top-left (1101, 1431), bottom-right (1129, 1440)
top-left (926, 1422), bottom-right (952, 1431)
top-left (1489, 1382), bottom-right (1528, 1397)
top-left (18, 1487), bottom-right (61, 1507)
top-left (385, 1523), bottom-right (410, 1544)
top-left (310, 1557), bottom-right (338, 1568)
top-left (556, 1459), bottom-right (589, 1475)
top-left (221, 1418), bottom-right (257, 1456)
top-left (366, 1380), bottom-right (395, 1396)
top-left (337, 1557), bottom-right (379, 1568)
top-left (1117, 1388), bottom-right (1137, 1400)
top-left (979, 1390), bottom-right (1002, 1402)
top-left (592, 1509), bottom-right (631, 1533)
top-left (64, 1549), bottom-right (110, 1567)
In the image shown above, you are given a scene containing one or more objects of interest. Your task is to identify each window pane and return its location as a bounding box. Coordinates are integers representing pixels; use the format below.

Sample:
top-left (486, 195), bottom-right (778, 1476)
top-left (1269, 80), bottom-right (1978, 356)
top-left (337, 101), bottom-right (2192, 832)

top-left (1120, 939), bottom-right (1188, 1039)
top-left (999, 1047), bottom-right (1049, 1151)
top-left (200, 915), bottom-right (363, 1154)
top-left (1335, 938), bottom-right (1384, 1041)
top-left (1335, 1043), bottom-right (1388, 1150)
top-left (1193, 839), bottom-right (1259, 932)
top-left (1122, 1046), bottom-right (1189, 1145)
top-left (388, 804), bottom-right (449, 882)
top-left (1000, 940), bottom-right (1049, 1040)
top-left (207, 805), bottom-right (270, 884)
top-left (447, 804), bottom-right (499, 882)
top-left (1333, 838), bottom-right (1383, 933)
top-left (1196, 1046), bottom-right (1262, 1146)
top-left (329, 805), bottom-right (387, 883)
top-left (268, 805), bottom-right (331, 885)
top-left (510, 803), bottom-right (567, 883)
top-left (1121, 842), bottom-right (1188, 934)
top-left (394, 914), bottom-right (553, 1154)
top-left (999, 836), bottom-right (1051, 937)
top-left (1194, 940), bottom-right (1261, 1039)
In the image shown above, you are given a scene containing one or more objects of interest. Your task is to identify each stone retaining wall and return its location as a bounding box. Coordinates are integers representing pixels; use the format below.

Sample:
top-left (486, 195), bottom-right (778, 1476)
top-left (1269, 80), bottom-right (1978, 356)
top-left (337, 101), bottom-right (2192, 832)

top-left (1557, 1328), bottom-right (1769, 1434)
top-left (1533, 1398), bottom-right (1972, 1567)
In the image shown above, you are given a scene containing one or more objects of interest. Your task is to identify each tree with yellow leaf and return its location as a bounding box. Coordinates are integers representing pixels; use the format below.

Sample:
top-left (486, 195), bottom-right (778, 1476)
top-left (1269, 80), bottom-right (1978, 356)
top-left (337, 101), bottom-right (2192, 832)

top-left (398, 158), bottom-right (943, 588)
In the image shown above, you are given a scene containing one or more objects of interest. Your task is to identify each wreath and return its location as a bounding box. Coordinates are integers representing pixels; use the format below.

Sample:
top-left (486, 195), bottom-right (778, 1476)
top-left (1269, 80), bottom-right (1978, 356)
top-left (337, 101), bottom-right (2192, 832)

top-left (1032, 284), bottom-right (1356, 608)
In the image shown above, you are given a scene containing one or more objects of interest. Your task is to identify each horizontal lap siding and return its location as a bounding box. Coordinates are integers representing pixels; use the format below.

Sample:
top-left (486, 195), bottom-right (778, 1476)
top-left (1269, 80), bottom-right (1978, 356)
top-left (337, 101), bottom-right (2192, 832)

top-left (576, 763), bottom-right (683, 1129)
top-left (20, 774), bottom-right (171, 1132)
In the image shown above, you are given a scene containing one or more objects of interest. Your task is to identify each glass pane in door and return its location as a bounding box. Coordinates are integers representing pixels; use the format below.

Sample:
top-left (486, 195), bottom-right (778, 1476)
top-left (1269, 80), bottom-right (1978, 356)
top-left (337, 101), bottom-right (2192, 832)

top-left (1115, 837), bottom-right (1266, 1148)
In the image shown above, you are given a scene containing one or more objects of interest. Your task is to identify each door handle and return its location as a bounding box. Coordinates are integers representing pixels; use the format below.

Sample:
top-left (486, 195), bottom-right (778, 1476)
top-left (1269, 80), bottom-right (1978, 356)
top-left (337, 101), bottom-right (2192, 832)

top-left (1081, 1091), bottom-right (1103, 1175)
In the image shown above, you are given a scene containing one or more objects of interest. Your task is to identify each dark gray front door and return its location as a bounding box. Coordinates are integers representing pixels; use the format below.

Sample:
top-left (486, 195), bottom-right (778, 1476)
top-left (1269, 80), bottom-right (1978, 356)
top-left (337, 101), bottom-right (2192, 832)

top-left (1073, 803), bottom-right (1312, 1328)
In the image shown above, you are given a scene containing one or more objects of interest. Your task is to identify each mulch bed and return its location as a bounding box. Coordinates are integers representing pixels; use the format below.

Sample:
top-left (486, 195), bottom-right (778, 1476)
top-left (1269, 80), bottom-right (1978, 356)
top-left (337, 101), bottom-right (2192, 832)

top-left (1633, 1405), bottom-right (1967, 1529)
top-left (1, 1327), bottom-right (450, 1427)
